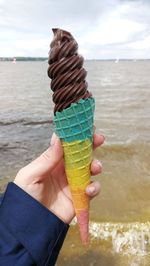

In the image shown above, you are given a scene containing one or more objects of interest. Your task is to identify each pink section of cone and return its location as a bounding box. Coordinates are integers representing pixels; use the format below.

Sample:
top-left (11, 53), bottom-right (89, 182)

top-left (77, 210), bottom-right (89, 245)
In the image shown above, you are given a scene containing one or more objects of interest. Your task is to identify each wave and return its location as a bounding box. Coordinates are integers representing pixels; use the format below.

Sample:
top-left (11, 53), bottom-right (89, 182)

top-left (0, 142), bottom-right (26, 152)
top-left (95, 143), bottom-right (137, 156)
top-left (96, 142), bottom-right (150, 156)
top-left (0, 119), bottom-right (53, 126)
top-left (71, 220), bottom-right (150, 256)
top-left (0, 119), bottom-right (26, 126)
top-left (23, 120), bottom-right (53, 126)
top-left (102, 143), bottom-right (136, 154)
top-left (89, 221), bottom-right (150, 256)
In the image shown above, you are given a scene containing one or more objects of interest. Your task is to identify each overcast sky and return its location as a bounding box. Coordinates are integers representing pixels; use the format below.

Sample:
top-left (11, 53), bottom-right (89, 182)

top-left (0, 0), bottom-right (150, 59)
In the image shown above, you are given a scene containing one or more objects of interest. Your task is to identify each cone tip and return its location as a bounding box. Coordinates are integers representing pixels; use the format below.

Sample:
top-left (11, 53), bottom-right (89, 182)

top-left (76, 209), bottom-right (89, 246)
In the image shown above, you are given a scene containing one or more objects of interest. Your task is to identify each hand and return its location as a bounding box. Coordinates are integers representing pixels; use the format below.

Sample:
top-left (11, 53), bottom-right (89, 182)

top-left (14, 132), bottom-right (104, 224)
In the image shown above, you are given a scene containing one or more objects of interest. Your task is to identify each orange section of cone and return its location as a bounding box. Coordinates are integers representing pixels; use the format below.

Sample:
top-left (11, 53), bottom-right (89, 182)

top-left (72, 189), bottom-right (89, 210)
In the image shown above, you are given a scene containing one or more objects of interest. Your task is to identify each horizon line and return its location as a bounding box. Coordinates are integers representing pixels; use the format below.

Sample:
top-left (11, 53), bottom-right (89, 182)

top-left (0, 57), bottom-right (150, 61)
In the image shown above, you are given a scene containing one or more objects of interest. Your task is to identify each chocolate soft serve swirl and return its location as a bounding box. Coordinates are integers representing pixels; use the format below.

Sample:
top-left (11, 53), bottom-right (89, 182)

top-left (47, 28), bottom-right (92, 113)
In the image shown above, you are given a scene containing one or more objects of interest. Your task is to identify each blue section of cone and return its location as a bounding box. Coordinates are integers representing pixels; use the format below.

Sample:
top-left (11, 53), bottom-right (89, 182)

top-left (54, 98), bottom-right (95, 142)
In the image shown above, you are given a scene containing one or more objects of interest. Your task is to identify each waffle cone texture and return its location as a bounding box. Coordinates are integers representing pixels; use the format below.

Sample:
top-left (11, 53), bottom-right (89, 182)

top-left (54, 97), bottom-right (95, 245)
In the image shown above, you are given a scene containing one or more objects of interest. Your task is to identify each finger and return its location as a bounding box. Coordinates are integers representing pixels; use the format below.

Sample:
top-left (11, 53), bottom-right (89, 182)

top-left (90, 159), bottom-right (102, 175)
top-left (93, 133), bottom-right (105, 150)
top-left (86, 181), bottom-right (101, 198)
top-left (19, 133), bottom-right (63, 182)
top-left (34, 133), bottom-right (63, 175)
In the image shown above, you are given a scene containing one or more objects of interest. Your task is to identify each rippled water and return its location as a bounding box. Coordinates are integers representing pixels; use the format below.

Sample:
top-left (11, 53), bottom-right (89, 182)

top-left (0, 60), bottom-right (150, 265)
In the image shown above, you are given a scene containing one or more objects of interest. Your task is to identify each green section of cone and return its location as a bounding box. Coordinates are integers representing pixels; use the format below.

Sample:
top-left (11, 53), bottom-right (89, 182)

top-left (54, 97), bottom-right (95, 142)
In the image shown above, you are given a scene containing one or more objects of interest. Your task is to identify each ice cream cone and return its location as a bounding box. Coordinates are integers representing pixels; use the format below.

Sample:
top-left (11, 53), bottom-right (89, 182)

top-left (54, 97), bottom-right (95, 244)
top-left (47, 28), bottom-right (95, 245)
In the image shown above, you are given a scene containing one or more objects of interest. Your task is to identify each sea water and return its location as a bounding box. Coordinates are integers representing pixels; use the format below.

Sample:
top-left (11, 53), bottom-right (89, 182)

top-left (0, 60), bottom-right (150, 265)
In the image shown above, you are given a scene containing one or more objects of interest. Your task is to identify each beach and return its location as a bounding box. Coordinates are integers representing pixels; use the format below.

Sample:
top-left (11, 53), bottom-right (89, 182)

top-left (0, 60), bottom-right (150, 265)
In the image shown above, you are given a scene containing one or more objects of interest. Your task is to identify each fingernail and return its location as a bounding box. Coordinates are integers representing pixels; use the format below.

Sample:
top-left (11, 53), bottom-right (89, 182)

top-left (93, 125), bottom-right (96, 133)
top-left (87, 186), bottom-right (95, 194)
top-left (95, 160), bottom-right (102, 168)
top-left (50, 133), bottom-right (57, 145)
top-left (101, 135), bottom-right (105, 141)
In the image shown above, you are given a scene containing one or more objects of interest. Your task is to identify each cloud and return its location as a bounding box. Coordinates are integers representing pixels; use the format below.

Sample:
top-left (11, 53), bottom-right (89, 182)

top-left (78, 0), bottom-right (149, 59)
top-left (0, 0), bottom-right (150, 58)
top-left (128, 36), bottom-right (150, 50)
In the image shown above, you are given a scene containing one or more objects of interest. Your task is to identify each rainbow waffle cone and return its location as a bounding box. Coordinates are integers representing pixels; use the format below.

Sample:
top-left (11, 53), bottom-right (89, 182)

top-left (54, 97), bottom-right (95, 245)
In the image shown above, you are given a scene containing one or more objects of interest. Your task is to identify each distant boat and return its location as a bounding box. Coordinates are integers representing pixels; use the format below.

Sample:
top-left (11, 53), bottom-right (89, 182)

top-left (12, 58), bottom-right (16, 63)
top-left (115, 58), bottom-right (119, 63)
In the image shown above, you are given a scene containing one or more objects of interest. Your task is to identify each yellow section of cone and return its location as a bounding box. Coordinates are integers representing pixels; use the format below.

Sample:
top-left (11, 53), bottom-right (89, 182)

top-left (62, 139), bottom-right (92, 244)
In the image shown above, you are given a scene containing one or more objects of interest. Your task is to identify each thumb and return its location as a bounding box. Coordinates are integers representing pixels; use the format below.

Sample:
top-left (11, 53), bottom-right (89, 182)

top-left (36, 133), bottom-right (63, 175)
top-left (16, 133), bottom-right (63, 183)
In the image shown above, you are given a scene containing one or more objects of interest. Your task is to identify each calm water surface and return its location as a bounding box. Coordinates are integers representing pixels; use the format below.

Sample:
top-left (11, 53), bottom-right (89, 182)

top-left (0, 60), bottom-right (150, 265)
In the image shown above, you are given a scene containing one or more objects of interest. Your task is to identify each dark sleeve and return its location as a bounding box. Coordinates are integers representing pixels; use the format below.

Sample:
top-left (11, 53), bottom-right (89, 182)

top-left (0, 193), bottom-right (3, 205)
top-left (0, 182), bottom-right (69, 266)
